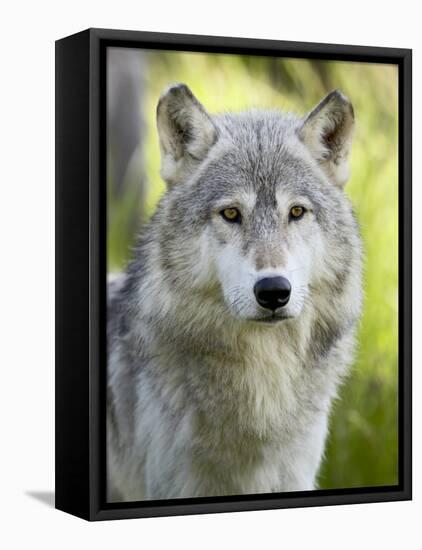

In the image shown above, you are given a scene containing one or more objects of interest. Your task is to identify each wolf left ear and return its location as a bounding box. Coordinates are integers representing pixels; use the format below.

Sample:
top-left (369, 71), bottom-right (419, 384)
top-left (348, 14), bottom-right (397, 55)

top-left (156, 84), bottom-right (218, 185)
top-left (299, 90), bottom-right (355, 188)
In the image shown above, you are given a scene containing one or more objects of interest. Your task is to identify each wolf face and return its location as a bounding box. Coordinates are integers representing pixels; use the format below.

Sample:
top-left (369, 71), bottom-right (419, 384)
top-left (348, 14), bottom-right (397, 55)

top-left (156, 84), bottom-right (356, 326)
top-left (202, 155), bottom-right (320, 323)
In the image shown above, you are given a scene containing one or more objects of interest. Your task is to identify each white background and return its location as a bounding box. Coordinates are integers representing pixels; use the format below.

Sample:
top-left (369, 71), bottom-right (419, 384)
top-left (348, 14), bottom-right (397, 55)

top-left (0, 1), bottom-right (419, 548)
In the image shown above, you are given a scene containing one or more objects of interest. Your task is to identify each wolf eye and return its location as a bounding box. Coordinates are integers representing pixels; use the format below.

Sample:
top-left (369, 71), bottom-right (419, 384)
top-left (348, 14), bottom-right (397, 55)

top-left (289, 206), bottom-right (306, 220)
top-left (220, 207), bottom-right (241, 224)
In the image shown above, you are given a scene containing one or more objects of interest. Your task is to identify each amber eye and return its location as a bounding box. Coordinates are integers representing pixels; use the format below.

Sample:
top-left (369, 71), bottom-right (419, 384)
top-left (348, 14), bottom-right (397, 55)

top-left (289, 205), bottom-right (305, 220)
top-left (221, 207), bottom-right (241, 223)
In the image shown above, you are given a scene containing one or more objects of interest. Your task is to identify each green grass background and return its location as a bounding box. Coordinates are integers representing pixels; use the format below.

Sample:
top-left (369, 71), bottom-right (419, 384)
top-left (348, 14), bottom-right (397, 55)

top-left (108, 50), bottom-right (398, 490)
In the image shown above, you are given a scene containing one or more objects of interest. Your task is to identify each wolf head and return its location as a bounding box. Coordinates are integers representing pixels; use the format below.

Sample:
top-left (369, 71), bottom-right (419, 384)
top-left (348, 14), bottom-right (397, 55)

top-left (155, 84), bottom-right (358, 325)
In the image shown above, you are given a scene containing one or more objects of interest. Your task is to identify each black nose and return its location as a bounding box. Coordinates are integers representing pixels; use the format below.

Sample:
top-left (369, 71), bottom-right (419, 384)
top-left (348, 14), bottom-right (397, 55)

top-left (253, 276), bottom-right (291, 311)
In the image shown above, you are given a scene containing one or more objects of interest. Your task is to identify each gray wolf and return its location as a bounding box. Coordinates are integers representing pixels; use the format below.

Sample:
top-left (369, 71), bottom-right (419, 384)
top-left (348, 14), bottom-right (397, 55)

top-left (107, 83), bottom-right (362, 501)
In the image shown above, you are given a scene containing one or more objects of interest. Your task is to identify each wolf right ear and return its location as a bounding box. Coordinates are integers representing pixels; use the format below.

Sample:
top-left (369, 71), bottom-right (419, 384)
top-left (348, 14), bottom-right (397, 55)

top-left (299, 90), bottom-right (355, 188)
top-left (156, 84), bottom-right (218, 185)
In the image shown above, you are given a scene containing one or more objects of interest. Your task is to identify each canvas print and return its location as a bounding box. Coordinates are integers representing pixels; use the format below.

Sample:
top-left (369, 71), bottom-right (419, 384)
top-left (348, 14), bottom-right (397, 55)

top-left (106, 47), bottom-right (398, 502)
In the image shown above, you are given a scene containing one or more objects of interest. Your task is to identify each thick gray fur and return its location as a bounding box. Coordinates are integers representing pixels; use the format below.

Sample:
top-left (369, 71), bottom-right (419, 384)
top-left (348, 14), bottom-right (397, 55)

top-left (107, 84), bottom-right (362, 501)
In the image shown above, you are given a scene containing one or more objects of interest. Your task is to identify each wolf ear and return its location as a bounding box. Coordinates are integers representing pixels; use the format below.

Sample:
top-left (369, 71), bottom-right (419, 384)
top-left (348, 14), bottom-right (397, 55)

top-left (299, 90), bottom-right (355, 188)
top-left (156, 84), bottom-right (218, 185)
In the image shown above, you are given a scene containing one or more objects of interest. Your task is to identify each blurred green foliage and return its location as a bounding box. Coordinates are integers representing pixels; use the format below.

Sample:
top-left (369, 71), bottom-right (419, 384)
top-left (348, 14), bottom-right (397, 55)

top-left (108, 50), bottom-right (398, 490)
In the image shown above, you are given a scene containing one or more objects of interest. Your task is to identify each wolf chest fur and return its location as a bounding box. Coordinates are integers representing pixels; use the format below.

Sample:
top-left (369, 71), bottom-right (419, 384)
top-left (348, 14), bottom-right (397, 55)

top-left (107, 83), bottom-right (362, 500)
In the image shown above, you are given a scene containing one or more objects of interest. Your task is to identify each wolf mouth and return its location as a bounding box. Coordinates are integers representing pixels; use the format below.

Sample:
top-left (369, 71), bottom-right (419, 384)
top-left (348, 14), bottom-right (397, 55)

top-left (248, 313), bottom-right (294, 324)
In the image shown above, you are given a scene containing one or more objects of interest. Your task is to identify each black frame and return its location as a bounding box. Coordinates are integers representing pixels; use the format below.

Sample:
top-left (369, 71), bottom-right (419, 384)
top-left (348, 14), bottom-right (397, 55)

top-left (55, 28), bottom-right (412, 521)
